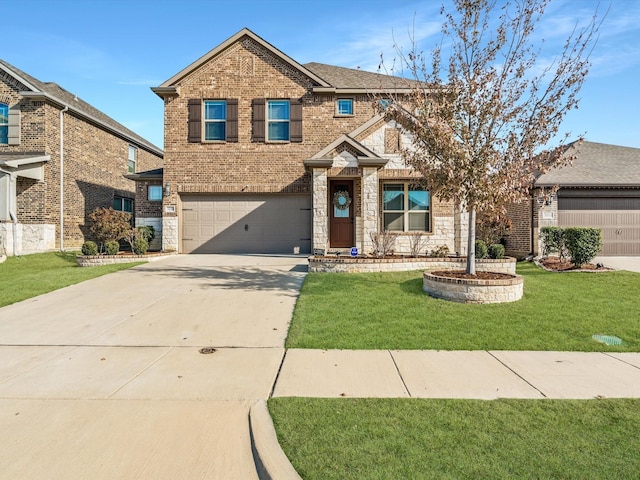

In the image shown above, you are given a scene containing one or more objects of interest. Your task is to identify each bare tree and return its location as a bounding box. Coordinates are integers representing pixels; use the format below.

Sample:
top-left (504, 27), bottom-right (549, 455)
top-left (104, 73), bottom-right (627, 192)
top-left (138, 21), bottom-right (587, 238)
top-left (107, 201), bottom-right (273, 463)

top-left (383, 0), bottom-right (601, 274)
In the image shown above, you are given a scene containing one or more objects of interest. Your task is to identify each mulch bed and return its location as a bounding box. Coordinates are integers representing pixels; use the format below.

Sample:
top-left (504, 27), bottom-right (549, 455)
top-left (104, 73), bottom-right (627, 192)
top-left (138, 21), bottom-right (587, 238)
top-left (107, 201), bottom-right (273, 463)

top-left (431, 270), bottom-right (514, 280)
top-left (538, 257), bottom-right (611, 272)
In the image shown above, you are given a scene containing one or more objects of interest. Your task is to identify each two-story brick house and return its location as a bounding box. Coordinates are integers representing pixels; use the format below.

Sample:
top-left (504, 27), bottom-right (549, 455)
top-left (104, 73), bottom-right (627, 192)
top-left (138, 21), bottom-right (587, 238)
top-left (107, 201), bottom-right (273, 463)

top-left (144, 28), bottom-right (467, 255)
top-left (0, 59), bottom-right (163, 255)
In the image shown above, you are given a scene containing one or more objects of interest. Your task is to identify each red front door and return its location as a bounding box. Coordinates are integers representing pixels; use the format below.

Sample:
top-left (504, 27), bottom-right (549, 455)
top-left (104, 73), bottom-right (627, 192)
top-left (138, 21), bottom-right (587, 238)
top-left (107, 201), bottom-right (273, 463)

top-left (329, 180), bottom-right (354, 248)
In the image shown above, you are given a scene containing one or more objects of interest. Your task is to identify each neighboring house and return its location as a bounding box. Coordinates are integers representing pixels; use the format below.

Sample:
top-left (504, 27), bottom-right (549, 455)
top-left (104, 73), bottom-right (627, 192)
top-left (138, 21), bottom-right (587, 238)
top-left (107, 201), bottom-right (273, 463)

top-left (506, 141), bottom-right (640, 257)
top-left (0, 59), bottom-right (163, 255)
top-left (140, 28), bottom-right (468, 255)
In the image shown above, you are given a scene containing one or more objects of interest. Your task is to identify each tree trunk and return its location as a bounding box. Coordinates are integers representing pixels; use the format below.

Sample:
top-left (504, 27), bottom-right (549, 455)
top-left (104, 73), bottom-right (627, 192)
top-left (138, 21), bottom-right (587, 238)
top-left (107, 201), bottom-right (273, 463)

top-left (466, 205), bottom-right (476, 275)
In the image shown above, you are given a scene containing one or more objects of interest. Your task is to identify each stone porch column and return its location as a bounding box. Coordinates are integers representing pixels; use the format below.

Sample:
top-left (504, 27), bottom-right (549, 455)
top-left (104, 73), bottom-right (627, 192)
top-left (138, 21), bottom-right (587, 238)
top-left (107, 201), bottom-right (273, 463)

top-left (312, 168), bottom-right (329, 253)
top-left (361, 166), bottom-right (379, 254)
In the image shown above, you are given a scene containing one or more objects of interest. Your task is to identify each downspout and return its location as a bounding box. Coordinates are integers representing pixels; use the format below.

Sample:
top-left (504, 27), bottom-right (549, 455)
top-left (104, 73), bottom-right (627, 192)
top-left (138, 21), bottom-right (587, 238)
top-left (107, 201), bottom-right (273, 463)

top-left (1, 168), bottom-right (17, 256)
top-left (59, 105), bottom-right (68, 251)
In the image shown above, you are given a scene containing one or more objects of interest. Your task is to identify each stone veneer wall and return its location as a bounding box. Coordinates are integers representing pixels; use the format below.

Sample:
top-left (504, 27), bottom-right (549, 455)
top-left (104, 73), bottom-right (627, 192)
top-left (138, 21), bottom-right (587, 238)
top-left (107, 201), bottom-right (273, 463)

top-left (0, 223), bottom-right (55, 255)
top-left (308, 256), bottom-right (517, 274)
top-left (162, 217), bottom-right (179, 252)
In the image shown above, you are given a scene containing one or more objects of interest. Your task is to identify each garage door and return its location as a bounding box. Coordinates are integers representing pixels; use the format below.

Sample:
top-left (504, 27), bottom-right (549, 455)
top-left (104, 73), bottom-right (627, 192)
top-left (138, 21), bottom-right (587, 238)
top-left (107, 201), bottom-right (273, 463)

top-left (558, 193), bottom-right (640, 256)
top-left (181, 194), bottom-right (311, 254)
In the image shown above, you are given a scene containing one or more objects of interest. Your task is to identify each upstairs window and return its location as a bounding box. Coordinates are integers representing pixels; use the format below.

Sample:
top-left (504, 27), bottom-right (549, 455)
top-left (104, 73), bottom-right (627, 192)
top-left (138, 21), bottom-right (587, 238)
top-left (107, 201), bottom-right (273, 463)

top-left (128, 145), bottom-right (137, 173)
top-left (148, 185), bottom-right (163, 202)
top-left (204, 100), bottom-right (226, 141)
top-left (383, 183), bottom-right (431, 232)
top-left (336, 98), bottom-right (354, 116)
top-left (0, 103), bottom-right (8, 144)
top-left (267, 100), bottom-right (290, 141)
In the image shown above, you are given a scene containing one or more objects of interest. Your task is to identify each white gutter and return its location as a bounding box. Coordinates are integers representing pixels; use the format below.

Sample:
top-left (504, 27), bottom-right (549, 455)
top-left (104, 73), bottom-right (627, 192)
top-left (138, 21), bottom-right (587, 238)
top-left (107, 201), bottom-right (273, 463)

top-left (60, 105), bottom-right (68, 251)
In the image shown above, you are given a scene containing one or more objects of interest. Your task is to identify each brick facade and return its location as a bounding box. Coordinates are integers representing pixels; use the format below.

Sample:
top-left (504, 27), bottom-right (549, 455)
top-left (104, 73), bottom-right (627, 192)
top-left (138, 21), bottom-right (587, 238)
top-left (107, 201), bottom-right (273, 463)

top-left (0, 62), bottom-right (163, 254)
top-left (153, 29), bottom-right (467, 255)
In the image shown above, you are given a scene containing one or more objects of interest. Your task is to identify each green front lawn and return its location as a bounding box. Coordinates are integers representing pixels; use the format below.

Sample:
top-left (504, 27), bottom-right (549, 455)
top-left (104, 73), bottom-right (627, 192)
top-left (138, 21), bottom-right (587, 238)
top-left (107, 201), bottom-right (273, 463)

top-left (269, 397), bottom-right (640, 480)
top-left (287, 262), bottom-right (640, 351)
top-left (0, 252), bottom-right (143, 308)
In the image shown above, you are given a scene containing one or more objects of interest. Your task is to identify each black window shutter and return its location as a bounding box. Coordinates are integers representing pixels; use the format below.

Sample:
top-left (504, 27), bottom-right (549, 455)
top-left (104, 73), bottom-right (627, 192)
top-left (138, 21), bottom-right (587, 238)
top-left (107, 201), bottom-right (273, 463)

top-left (290, 100), bottom-right (303, 143)
top-left (252, 98), bottom-right (265, 142)
top-left (187, 99), bottom-right (202, 143)
top-left (226, 99), bottom-right (238, 142)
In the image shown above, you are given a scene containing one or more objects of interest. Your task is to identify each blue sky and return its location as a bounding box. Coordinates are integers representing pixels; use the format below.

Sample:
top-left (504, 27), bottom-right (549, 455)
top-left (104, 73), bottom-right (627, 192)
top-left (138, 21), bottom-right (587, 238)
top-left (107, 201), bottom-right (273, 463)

top-left (4, 0), bottom-right (639, 150)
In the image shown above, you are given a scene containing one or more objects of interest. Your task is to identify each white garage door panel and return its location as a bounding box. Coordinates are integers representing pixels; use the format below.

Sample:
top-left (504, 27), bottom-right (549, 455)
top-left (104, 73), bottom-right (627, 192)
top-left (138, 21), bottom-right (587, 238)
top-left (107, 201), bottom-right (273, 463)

top-left (181, 195), bottom-right (311, 254)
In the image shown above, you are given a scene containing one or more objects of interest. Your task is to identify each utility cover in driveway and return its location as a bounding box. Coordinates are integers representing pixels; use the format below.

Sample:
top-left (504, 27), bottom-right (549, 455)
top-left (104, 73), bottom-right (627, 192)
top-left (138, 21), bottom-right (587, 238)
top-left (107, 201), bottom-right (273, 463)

top-left (181, 194), bottom-right (311, 254)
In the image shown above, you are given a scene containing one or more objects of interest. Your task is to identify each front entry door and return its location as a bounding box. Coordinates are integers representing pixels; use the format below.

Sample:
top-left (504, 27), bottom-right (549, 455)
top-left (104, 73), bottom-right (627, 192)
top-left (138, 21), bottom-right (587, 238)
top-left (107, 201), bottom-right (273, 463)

top-left (329, 180), bottom-right (354, 248)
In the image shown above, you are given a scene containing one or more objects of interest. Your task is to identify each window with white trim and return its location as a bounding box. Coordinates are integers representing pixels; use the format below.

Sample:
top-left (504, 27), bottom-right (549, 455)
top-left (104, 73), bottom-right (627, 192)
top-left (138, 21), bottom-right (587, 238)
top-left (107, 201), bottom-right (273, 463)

top-left (336, 98), bottom-right (353, 116)
top-left (0, 103), bottom-right (8, 144)
top-left (204, 100), bottom-right (226, 141)
top-left (382, 183), bottom-right (430, 232)
top-left (267, 100), bottom-right (290, 141)
top-left (128, 145), bottom-right (137, 173)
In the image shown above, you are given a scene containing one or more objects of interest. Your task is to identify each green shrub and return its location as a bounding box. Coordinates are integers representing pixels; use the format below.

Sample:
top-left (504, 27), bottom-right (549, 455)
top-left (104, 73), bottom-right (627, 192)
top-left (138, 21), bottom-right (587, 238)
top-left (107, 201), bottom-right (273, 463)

top-left (81, 241), bottom-right (98, 256)
top-left (104, 241), bottom-right (120, 255)
top-left (540, 226), bottom-right (566, 259)
top-left (487, 243), bottom-right (505, 259)
top-left (475, 239), bottom-right (487, 259)
top-left (132, 237), bottom-right (149, 255)
top-left (137, 225), bottom-right (155, 243)
top-left (564, 227), bottom-right (602, 267)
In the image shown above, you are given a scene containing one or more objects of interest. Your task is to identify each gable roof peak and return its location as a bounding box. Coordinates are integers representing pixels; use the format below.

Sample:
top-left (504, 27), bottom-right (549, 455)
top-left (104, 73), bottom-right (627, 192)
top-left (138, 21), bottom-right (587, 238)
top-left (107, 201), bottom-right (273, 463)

top-left (153, 28), bottom-right (331, 93)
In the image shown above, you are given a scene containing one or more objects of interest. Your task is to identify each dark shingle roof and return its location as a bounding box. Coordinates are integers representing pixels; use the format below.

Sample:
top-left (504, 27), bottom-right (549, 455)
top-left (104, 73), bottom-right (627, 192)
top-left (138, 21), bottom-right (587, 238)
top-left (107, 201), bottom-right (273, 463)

top-left (536, 141), bottom-right (640, 187)
top-left (304, 62), bottom-right (417, 90)
top-left (0, 59), bottom-right (162, 156)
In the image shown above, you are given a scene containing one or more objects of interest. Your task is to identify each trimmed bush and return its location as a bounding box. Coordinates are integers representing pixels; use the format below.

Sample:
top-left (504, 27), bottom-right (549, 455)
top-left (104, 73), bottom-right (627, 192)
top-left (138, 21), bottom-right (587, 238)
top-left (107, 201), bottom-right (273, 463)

top-left (132, 237), bottom-right (149, 255)
top-left (81, 241), bottom-right (98, 256)
top-left (137, 225), bottom-right (155, 243)
top-left (475, 239), bottom-right (488, 259)
top-left (488, 243), bottom-right (505, 259)
top-left (564, 227), bottom-right (602, 267)
top-left (540, 226), bottom-right (566, 259)
top-left (104, 241), bottom-right (120, 255)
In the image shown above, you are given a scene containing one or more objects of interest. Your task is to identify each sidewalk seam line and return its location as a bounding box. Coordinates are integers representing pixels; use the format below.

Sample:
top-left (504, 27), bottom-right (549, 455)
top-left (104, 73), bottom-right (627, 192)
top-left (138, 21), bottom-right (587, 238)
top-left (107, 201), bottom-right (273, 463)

top-left (486, 351), bottom-right (548, 398)
top-left (268, 348), bottom-right (288, 398)
top-left (106, 346), bottom-right (174, 398)
top-left (388, 350), bottom-right (412, 398)
top-left (603, 352), bottom-right (640, 370)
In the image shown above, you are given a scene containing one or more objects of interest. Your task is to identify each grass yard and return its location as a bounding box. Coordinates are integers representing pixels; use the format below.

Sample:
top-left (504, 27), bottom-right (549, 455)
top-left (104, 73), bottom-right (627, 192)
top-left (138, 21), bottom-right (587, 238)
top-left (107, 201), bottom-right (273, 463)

top-left (0, 252), bottom-right (143, 308)
top-left (287, 262), bottom-right (640, 351)
top-left (269, 397), bottom-right (640, 480)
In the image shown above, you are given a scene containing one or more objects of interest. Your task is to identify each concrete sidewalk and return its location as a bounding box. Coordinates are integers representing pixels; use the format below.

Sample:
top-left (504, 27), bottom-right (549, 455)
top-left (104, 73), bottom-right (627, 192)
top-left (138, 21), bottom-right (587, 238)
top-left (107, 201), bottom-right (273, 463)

top-left (273, 349), bottom-right (640, 400)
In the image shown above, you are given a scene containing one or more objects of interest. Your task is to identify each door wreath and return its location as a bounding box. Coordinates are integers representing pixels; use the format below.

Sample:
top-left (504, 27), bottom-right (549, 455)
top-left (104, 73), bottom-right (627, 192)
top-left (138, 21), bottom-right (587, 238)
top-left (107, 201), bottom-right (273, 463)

top-left (333, 191), bottom-right (352, 210)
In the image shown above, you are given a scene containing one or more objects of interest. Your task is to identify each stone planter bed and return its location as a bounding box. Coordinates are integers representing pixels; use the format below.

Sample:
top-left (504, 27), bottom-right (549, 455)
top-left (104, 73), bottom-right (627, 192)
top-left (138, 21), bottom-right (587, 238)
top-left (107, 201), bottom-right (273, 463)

top-left (308, 255), bottom-right (517, 275)
top-left (423, 270), bottom-right (524, 304)
top-left (76, 252), bottom-right (175, 267)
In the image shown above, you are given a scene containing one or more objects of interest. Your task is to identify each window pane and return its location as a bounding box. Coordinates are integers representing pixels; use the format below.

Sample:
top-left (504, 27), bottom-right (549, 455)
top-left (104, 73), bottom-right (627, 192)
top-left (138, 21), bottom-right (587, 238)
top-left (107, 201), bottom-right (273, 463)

top-left (205, 101), bottom-right (226, 120)
top-left (128, 145), bottom-right (137, 161)
top-left (0, 104), bottom-right (8, 125)
top-left (123, 198), bottom-right (133, 213)
top-left (0, 126), bottom-right (7, 144)
top-left (128, 160), bottom-right (135, 173)
top-left (148, 185), bottom-right (163, 201)
top-left (409, 212), bottom-right (429, 231)
top-left (205, 122), bottom-right (226, 141)
top-left (383, 184), bottom-right (404, 210)
top-left (268, 101), bottom-right (289, 120)
top-left (337, 99), bottom-right (353, 115)
top-left (113, 197), bottom-right (123, 210)
top-left (408, 189), bottom-right (429, 210)
top-left (268, 122), bottom-right (289, 141)
top-left (384, 212), bottom-right (404, 231)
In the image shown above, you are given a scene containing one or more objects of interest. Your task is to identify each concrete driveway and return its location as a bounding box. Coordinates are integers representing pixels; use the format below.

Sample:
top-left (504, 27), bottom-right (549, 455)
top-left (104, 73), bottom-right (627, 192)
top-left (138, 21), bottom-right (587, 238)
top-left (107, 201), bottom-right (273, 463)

top-left (594, 256), bottom-right (640, 273)
top-left (0, 254), bottom-right (308, 480)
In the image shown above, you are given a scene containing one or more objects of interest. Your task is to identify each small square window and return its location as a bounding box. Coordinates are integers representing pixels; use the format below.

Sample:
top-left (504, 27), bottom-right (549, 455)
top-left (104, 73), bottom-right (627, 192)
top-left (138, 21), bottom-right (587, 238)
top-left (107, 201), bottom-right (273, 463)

top-left (148, 185), bottom-right (163, 202)
top-left (336, 99), bottom-right (353, 116)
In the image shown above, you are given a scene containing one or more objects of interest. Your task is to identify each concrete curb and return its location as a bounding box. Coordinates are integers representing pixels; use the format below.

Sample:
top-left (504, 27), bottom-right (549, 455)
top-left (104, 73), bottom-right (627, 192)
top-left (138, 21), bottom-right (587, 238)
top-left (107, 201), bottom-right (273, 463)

top-left (249, 399), bottom-right (302, 480)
